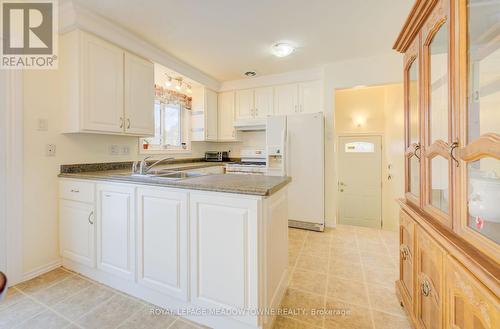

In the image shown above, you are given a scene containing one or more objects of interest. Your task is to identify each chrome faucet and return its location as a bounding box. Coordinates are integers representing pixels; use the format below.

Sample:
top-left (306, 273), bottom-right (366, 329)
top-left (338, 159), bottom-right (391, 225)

top-left (132, 156), bottom-right (175, 175)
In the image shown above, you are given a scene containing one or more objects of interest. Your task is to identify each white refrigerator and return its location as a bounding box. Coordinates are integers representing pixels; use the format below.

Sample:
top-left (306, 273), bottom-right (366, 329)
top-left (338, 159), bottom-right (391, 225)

top-left (266, 113), bottom-right (325, 231)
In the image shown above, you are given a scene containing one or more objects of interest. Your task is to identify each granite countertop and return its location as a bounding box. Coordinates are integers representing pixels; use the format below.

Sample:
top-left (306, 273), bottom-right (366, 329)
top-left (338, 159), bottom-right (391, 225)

top-left (58, 161), bottom-right (291, 196)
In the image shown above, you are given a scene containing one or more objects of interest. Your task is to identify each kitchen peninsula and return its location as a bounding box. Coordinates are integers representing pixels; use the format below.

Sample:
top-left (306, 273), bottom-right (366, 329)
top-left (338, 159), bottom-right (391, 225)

top-left (57, 161), bottom-right (290, 329)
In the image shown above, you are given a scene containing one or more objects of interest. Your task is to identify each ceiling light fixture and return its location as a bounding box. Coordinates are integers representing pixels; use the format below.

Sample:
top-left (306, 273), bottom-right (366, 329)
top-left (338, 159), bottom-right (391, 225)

top-left (186, 85), bottom-right (192, 94)
top-left (271, 43), bottom-right (295, 58)
top-left (175, 78), bottom-right (182, 91)
top-left (244, 71), bottom-right (257, 77)
top-left (165, 75), bottom-right (172, 87)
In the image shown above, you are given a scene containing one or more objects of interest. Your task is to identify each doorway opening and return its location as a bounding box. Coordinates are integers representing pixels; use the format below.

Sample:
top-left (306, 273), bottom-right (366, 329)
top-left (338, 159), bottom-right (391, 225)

top-left (334, 83), bottom-right (404, 230)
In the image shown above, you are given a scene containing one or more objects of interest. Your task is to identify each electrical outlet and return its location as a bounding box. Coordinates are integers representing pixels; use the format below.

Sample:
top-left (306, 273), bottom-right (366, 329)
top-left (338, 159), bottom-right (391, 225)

top-left (121, 145), bottom-right (130, 155)
top-left (109, 145), bottom-right (120, 155)
top-left (46, 144), bottom-right (56, 156)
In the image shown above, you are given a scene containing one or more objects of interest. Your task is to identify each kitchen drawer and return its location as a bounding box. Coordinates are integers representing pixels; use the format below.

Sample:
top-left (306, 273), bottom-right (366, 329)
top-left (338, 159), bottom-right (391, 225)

top-left (59, 180), bottom-right (95, 203)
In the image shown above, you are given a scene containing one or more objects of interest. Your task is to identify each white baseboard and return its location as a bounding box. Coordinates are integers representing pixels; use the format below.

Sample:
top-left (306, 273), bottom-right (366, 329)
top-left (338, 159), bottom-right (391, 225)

top-left (21, 259), bottom-right (62, 283)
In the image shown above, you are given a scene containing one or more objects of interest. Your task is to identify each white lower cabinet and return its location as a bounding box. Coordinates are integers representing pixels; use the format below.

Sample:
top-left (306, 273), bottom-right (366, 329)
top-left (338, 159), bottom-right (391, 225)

top-left (59, 200), bottom-right (95, 268)
top-left (136, 187), bottom-right (189, 301)
top-left (96, 184), bottom-right (135, 281)
top-left (189, 193), bottom-right (259, 326)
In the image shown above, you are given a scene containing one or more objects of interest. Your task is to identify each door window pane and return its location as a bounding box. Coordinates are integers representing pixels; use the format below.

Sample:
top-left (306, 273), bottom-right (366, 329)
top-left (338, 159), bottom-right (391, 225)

top-left (430, 156), bottom-right (449, 213)
top-left (466, 0), bottom-right (500, 243)
top-left (409, 157), bottom-right (420, 197)
top-left (408, 61), bottom-right (419, 144)
top-left (345, 142), bottom-right (375, 153)
top-left (429, 23), bottom-right (449, 142)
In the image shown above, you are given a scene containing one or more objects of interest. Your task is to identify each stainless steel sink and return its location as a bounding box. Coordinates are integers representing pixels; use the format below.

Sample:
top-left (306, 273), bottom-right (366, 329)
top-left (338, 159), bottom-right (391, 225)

top-left (110, 171), bottom-right (203, 181)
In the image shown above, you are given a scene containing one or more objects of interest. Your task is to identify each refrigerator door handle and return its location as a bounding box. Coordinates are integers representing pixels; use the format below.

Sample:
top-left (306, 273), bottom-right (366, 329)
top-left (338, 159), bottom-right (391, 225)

top-left (285, 130), bottom-right (291, 176)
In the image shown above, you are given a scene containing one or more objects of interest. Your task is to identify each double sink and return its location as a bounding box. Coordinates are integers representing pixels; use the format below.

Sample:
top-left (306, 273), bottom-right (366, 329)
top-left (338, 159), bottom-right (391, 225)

top-left (111, 169), bottom-right (205, 182)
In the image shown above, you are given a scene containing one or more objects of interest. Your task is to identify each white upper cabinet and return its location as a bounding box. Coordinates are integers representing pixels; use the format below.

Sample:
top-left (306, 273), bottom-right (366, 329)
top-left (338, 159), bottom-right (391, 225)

top-left (206, 89), bottom-right (218, 141)
top-left (61, 29), bottom-right (154, 136)
top-left (124, 52), bottom-right (154, 135)
top-left (274, 83), bottom-right (299, 115)
top-left (81, 32), bottom-right (124, 133)
top-left (298, 80), bottom-right (323, 113)
top-left (254, 87), bottom-right (274, 118)
top-left (191, 87), bottom-right (218, 141)
top-left (218, 91), bottom-right (238, 141)
top-left (274, 81), bottom-right (323, 115)
top-left (235, 89), bottom-right (254, 120)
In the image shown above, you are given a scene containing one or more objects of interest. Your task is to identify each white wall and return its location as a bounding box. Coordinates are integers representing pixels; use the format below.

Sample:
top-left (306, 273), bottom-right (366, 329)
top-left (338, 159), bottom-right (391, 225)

top-left (334, 84), bottom-right (404, 230)
top-left (323, 51), bottom-right (404, 228)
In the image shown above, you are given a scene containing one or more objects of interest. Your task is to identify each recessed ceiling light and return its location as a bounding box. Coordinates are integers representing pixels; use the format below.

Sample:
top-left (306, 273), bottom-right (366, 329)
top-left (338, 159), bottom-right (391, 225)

top-left (271, 43), bottom-right (295, 58)
top-left (244, 71), bottom-right (257, 77)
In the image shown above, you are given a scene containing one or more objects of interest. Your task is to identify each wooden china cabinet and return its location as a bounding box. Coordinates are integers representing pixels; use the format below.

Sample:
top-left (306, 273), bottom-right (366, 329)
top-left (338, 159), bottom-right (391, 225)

top-left (394, 0), bottom-right (500, 328)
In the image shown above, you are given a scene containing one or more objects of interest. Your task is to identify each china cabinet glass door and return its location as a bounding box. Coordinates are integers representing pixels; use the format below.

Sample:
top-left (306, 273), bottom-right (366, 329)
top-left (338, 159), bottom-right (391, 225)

top-left (405, 39), bottom-right (421, 206)
top-left (423, 0), bottom-right (454, 228)
top-left (457, 0), bottom-right (500, 260)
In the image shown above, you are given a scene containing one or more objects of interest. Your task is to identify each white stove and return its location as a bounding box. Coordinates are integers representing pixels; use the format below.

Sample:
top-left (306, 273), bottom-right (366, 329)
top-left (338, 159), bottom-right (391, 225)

top-left (226, 149), bottom-right (267, 175)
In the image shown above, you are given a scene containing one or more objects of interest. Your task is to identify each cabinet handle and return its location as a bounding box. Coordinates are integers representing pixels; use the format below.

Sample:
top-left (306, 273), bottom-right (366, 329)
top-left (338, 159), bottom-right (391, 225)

top-left (294, 105), bottom-right (298, 112)
top-left (120, 117), bottom-right (124, 128)
top-left (70, 188), bottom-right (79, 193)
top-left (421, 279), bottom-right (431, 297)
top-left (127, 118), bottom-right (131, 129)
top-left (449, 141), bottom-right (459, 167)
top-left (414, 144), bottom-right (421, 161)
top-left (88, 211), bottom-right (94, 225)
top-left (400, 245), bottom-right (410, 261)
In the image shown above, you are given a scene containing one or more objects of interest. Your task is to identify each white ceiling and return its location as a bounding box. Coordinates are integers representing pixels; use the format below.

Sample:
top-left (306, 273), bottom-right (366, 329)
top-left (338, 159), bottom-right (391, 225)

top-left (76, 0), bottom-right (414, 82)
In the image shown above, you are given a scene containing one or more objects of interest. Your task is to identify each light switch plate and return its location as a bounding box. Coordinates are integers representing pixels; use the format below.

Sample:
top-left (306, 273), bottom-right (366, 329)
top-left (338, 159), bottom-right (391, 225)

top-left (121, 145), bottom-right (130, 155)
top-left (37, 118), bottom-right (48, 131)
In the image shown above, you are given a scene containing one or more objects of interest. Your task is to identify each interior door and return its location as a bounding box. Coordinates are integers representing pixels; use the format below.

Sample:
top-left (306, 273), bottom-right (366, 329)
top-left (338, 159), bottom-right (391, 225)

top-left (338, 136), bottom-right (382, 228)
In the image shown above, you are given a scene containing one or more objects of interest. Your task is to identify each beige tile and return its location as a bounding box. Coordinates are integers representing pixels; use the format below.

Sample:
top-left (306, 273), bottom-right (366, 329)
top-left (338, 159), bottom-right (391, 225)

top-left (290, 269), bottom-right (327, 295)
top-left (0, 287), bottom-right (25, 311)
top-left (289, 238), bottom-right (306, 250)
top-left (360, 251), bottom-right (394, 268)
top-left (372, 310), bottom-right (411, 329)
top-left (16, 309), bottom-right (70, 329)
top-left (330, 246), bottom-right (360, 261)
top-left (324, 299), bottom-right (373, 329)
top-left (302, 240), bottom-right (330, 258)
top-left (76, 293), bottom-right (143, 329)
top-left (306, 232), bottom-right (332, 244)
top-left (357, 241), bottom-right (387, 254)
top-left (328, 260), bottom-right (363, 281)
top-left (117, 304), bottom-right (176, 329)
top-left (169, 319), bottom-right (203, 329)
top-left (52, 284), bottom-right (115, 321)
top-left (289, 252), bottom-right (299, 268)
top-left (280, 288), bottom-right (325, 327)
top-left (363, 264), bottom-right (397, 288)
top-left (368, 284), bottom-right (405, 317)
top-left (296, 254), bottom-right (329, 274)
top-left (326, 277), bottom-right (369, 307)
top-left (272, 315), bottom-right (316, 329)
top-left (0, 297), bottom-right (46, 328)
top-left (32, 275), bottom-right (92, 306)
top-left (331, 238), bottom-right (356, 250)
top-left (15, 268), bottom-right (73, 294)
top-left (289, 229), bottom-right (308, 241)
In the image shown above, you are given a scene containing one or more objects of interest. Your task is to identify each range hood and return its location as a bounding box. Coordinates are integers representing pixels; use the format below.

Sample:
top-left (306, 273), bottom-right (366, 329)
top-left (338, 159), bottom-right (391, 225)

top-left (233, 119), bottom-right (266, 131)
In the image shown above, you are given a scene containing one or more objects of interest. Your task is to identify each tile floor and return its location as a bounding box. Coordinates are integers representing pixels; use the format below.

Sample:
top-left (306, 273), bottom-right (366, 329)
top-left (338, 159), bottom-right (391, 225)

top-left (0, 225), bottom-right (410, 329)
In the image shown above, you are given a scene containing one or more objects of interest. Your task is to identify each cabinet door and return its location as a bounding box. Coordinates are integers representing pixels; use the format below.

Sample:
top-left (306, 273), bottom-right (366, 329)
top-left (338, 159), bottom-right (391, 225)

top-left (254, 87), bottom-right (274, 118)
top-left (274, 84), bottom-right (298, 115)
top-left (399, 211), bottom-right (415, 308)
top-left (404, 38), bottom-right (422, 206)
top-left (218, 91), bottom-right (237, 141)
top-left (81, 32), bottom-right (124, 133)
top-left (205, 89), bottom-right (218, 141)
top-left (455, 0), bottom-right (500, 263)
top-left (124, 52), bottom-right (154, 136)
top-left (416, 228), bottom-right (444, 329)
top-left (137, 188), bottom-right (188, 301)
top-left (298, 80), bottom-right (322, 113)
top-left (235, 89), bottom-right (254, 120)
top-left (59, 200), bottom-right (95, 268)
top-left (422, 0), bottom-right (453, 228)
top-left (96, 184), bottom-right (135, 280)
top-left (445, 256), bottom-right (499, 329)
top-left (189, 193), bottom-right (259, 325)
